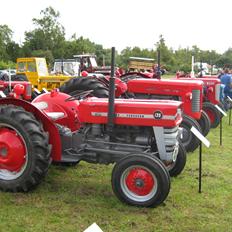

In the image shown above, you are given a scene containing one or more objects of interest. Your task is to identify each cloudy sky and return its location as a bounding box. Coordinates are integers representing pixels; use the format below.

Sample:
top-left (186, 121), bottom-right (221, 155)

top-left (0, 0), bottom-right (231, 53)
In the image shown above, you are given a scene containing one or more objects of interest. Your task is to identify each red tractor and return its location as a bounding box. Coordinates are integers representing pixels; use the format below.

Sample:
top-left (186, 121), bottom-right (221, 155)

top-left (60, 75), bottom-right (208, 153)
top-left (176, 73), bottom-right (222, 128)
top-left (0, 80), bottom-right (32, 100)
top-left (0, 48), bottom-right (186, 208)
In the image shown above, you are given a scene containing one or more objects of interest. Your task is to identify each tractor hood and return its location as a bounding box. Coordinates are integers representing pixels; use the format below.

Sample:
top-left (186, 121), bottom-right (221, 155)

top-left (78, 97), bottom-right (183, 127)
top-left (127, 78), bottom-right (203, 94)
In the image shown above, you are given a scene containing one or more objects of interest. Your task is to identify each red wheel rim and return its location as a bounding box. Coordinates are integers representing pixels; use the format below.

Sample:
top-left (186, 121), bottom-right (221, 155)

top-left (125, 167), bottom-right (155, 196)
top-left (0, 127), bottom-right (27, 173)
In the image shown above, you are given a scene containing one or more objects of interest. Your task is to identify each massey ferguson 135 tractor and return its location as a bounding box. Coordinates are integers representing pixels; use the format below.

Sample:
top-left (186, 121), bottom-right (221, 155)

top-left (0, 48), bottom-right (186, 207)
top-left (60, 75), bottom-right (209, 153)
top-left (176, 73), bottom-right (223, 128)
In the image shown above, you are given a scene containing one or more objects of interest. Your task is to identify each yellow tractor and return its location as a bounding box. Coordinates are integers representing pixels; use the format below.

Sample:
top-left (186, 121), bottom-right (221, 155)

top-left (15, 57), bottom-right (72, 91)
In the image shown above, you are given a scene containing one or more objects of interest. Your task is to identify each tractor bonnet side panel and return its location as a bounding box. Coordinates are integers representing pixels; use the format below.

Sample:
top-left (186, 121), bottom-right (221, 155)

top-left (78, 98), bottom-right (182, 127)
top-left (127, 79), bottom-right (203, 120)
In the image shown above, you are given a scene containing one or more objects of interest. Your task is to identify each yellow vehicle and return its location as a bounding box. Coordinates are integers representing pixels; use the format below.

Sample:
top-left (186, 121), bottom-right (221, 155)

top-left (16, 57), bottom-right (72, 91)
top-left (128, 57), bottom-right (155, 72)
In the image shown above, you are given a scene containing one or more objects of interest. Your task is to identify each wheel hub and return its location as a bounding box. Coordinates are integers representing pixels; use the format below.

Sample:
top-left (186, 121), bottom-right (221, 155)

top-left (125, 167), bottom-right (155, 196)
top-left (0, 147), bottom-right (8, 157)
top-left (135, 178), bottom-right (145, 188)
top-left (0, 128), bottom-right (26, 172)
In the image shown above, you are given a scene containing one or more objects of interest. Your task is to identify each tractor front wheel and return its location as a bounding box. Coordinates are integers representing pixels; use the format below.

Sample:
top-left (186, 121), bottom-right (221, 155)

top-left (203, 102), bottom-right (221, 128)
top-left (197, 110), bottom-right (211, 136)
top-left (0, 105), bottom-right (51, 192)
top-left (166, 142), bottom-right (186, 177)
top-left (180, 115), bottom-right (202, 152)
top-left (112, 154), bottom-right (170, 207)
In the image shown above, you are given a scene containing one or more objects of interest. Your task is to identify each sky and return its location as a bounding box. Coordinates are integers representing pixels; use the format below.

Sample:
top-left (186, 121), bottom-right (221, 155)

top-left (0, 0), bottom-right (231, 54)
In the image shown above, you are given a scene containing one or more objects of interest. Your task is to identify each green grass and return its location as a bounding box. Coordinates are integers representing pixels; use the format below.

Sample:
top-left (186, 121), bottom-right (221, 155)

top-left (1, 117), bottom-right (232, 232)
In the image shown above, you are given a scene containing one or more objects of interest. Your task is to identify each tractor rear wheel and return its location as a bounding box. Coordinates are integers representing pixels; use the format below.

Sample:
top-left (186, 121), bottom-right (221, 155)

top-left (197, 110), bottom-right (211, 136)
top-left (166, 142), bottom-right (186, 177)
top-left (180, 115), bottom-right (202, 152)
top-left (0, 105), bottom-right (51, 192)
top-left (203, 102), bottom-right (221, 128)
top-left (59, 77), bottom-right (109, 98)
top-left (112, 154), bottom-right (170, 207)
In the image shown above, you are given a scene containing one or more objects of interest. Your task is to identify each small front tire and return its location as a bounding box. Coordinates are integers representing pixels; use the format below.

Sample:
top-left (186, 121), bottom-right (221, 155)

top-left (203, 102), bottom-right (221, 128)
top-left (112, 154), bottom-right (170, 207)
top-left (180, 115), bottom-right (202, 152)
top-left (166, 142), bottom-right (186, 177)
top-left (197, 110), bottom-right (211, 136)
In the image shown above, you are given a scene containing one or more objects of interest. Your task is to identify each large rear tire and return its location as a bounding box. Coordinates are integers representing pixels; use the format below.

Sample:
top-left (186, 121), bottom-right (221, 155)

top-left (112, 154), bottom-right (170, 207)
top-left (59, 77), bottom-right (109, 98)
top-left (0, 105), bottom-right (51, 192)
top-left (180, 115), bottom-right (202, 152)
top-left (203, 102), bottom-right (221, 128)
top-left (197, 110), bottom-right (211, 136)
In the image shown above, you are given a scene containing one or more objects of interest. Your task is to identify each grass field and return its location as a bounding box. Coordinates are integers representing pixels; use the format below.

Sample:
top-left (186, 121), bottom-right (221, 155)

top-left (0, 116), bottom-right (232, 232)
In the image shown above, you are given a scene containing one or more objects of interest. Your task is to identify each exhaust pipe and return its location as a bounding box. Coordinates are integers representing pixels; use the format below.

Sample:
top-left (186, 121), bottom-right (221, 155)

top-left (107, 47), bottom-right (116, 135)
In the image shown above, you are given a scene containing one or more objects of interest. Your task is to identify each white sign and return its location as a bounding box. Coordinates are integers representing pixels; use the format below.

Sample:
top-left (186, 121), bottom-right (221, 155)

top-left (0, 91), bottom-right (6, 98)
top-left (215, 105), bottom-right (227, 117)
top-left (190, 126), bottom-right (210, 148)
top-left (227, 96), bottom-right (232, 102)
top-left (84, 223), bottom-right (103, 232)
top-left (42, 88), bottom-right (49, 93)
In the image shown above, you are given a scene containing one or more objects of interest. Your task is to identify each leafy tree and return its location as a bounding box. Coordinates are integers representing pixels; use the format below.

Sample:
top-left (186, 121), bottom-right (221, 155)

top-left (64, 35), bottom-right (96, 58)
top-left (0, 25), bottom-right (13, 60)
top-left (155, 35), bottom-right (175, 71)
top-left (31, 50), bottom-right (54, 67)
top-left (23, 6), bottom-right (65, 60)
top-left (6, 41), bottom-right (23, 62)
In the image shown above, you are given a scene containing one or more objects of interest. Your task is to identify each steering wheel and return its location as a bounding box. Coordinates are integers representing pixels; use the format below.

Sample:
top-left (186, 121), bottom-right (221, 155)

top-left (65, 90), bottom-right (94, 102)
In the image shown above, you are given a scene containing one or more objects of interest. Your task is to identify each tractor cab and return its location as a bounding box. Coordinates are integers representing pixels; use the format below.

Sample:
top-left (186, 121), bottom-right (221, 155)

top-left (15, 57), bottom-right (72, 91)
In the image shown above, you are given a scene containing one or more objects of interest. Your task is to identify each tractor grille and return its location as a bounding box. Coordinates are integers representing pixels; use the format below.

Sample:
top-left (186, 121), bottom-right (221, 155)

top-left (192, 89), bottom-right (201, 112)
top-left (164, 126), bottom-right (179, 155)
top-left (153, 126), bottom-right (179, 161)
top-left (215, 84), bottom-right (221, 102)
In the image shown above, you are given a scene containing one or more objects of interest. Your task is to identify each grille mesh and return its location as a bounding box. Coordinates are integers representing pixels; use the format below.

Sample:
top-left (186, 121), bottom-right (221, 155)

top-left (192, 89), bottom-right (201, 112)
top-left (164, 126), bottom-right (179, 154)
top-left (215, 84), bottom-right (221, 102)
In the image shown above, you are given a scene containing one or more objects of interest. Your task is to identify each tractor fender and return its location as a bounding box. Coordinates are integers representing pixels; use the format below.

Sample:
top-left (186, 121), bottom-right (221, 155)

top-left (0, 98), bottom-right (62, 161)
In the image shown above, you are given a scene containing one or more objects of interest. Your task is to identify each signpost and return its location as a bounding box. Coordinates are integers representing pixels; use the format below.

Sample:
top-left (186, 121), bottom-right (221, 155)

top-left (190, 127), bottom-right (210, 193)
top-left (214, 105), bottom-right (227, 146)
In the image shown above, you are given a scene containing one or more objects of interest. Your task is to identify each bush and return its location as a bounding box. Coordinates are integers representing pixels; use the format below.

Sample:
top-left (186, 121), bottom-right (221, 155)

top-left (0, 60), bottom-right (16, 70)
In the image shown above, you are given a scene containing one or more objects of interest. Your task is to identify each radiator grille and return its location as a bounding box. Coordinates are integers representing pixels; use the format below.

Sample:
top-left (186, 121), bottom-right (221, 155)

top-left (215, 84), bottom-right (221, 102)
top-left (192, 89), bottom-right (201, 112)
top-left (164, 126), bottom-right (179, 154)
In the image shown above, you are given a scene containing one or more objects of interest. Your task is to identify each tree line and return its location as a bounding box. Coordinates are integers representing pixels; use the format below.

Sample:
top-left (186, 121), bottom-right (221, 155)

top-left (0, 6), bottom-right (232, 72)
